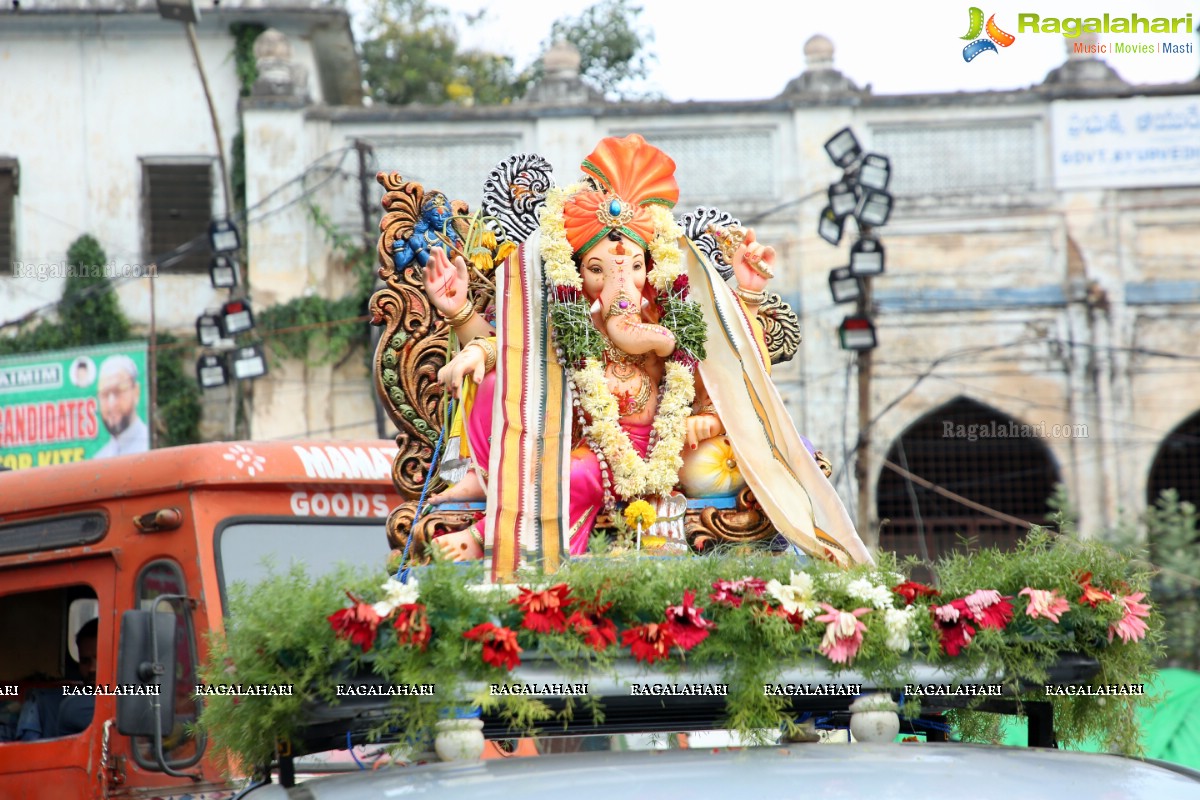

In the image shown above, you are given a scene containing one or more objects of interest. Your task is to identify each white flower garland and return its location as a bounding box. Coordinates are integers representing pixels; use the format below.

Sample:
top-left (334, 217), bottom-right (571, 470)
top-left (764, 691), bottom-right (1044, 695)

top-left (538, 185), bottom-right (696, 501)
top-left (573, 359), bottom-right (694, 499)
top-left (539, 183), bottom-right (586, 290)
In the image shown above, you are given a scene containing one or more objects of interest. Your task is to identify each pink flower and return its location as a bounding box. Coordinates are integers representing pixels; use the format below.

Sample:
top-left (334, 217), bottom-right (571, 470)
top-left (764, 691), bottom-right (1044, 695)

top-left (709, 577), bottom-right (768, 608)
top-left (1019, 588), bottom-right (1070, 623)
top-left (933, 601), bottom-right (963, 623)
top-left (1108, 592), bottom-right (1151, 644)
top-left (961, 589), bottom-right (1013, 631)
top-left (813, 603), bottom-right (870, 665)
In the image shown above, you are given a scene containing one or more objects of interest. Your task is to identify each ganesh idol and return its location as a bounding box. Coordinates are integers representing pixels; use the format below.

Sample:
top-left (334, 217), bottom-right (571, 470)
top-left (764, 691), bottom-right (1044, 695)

top-left (416, 134), bottom-right (871, 578)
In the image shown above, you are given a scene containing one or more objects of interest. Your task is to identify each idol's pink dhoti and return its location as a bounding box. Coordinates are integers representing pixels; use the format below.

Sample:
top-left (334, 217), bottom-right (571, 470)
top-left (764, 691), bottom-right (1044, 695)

top-left (465, 371), bottom-right (650, 556)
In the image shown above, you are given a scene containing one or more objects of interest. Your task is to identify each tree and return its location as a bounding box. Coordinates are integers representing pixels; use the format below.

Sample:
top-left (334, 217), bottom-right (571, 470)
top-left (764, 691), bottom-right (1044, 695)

top-left (545, 0), bottom-right (656, 100)
top-left (360, 0), bottom-right (526, 106)
top-left (358, 0), bottom-right (656, 106)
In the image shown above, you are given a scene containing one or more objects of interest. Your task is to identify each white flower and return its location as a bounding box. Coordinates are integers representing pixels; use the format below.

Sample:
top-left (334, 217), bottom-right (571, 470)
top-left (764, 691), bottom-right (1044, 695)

top-left (372, 576), bottom-right (420, 617)
top-left (884, 606), bottom-right (917, 652)
top-left (846, 577), bottom-right (895, 610)
top-left (766, 570), bottom-right (821, 620)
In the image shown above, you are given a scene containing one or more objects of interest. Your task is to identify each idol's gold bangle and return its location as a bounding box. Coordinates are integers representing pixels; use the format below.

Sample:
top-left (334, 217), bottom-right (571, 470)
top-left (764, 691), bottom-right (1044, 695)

top-left (468, 336), bottom-right (498, 371)
top-left (444, 297), bottom-right (476, 329)
top-left (734, 285), bottom-right (766, 306)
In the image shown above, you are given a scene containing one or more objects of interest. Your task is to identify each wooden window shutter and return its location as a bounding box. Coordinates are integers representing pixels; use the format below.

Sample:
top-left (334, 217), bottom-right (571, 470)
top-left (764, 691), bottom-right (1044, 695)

top-left (145, 163), bottom-right (213, 273)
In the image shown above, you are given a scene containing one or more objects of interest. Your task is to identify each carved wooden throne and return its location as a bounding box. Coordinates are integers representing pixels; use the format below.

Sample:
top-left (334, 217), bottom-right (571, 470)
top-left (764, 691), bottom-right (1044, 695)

top-left (370, 157), bottom-right (821, 564)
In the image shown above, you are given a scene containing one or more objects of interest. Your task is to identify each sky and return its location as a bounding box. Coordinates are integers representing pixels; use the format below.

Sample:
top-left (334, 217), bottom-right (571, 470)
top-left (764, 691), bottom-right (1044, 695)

top-left (351, 0), bottom-right (1200, 100)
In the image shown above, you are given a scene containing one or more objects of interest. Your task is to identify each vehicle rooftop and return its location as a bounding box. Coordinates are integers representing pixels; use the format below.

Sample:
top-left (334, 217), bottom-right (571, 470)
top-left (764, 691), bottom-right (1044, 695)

top-left (0, 440), bottom-right (399, 517)
top-left (258, 743), bottom-right (1200, 800)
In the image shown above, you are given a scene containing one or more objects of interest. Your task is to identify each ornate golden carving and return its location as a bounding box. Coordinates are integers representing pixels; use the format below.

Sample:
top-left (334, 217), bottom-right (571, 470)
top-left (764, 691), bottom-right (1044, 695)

top-left (685, 488), bottom-right (776, 552)
top-left (386, 501), bottom-right (481, 565)
top-left (758, 292), bottom-right (802, 365)
top-left (373, 173), bottom-right (495, 499)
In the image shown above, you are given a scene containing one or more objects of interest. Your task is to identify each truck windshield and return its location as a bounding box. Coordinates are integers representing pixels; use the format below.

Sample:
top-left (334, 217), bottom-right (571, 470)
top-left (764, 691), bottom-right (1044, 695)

top-left (216, 520), bottom-right (393, 612)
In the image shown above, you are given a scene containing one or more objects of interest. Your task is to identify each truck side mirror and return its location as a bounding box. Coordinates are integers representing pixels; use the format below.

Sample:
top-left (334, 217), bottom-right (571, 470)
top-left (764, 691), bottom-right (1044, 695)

top-left (115, 609), bottom-right (178, 737)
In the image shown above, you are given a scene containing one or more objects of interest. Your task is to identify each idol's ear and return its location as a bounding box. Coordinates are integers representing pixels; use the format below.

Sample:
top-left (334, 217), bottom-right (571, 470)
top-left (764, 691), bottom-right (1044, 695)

top-left (481, 153), bottom-right (554, 244)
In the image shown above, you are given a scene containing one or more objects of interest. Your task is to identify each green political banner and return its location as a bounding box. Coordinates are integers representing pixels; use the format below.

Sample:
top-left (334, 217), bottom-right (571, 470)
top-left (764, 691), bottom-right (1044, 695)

top-left (0, 342), bottom-right (150, 470)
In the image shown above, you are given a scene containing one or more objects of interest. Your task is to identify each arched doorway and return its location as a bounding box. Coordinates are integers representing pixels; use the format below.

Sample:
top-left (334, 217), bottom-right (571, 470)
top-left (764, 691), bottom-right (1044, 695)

top-left (1147, 410), bottom-right (1200, 509)
top-left (876, 397), bottom-right (1061, 564)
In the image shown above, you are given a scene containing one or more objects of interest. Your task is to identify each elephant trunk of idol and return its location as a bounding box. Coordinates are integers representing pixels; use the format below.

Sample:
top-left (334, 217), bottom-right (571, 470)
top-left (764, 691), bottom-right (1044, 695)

top-left (603, 303), bottom-right (676, 358)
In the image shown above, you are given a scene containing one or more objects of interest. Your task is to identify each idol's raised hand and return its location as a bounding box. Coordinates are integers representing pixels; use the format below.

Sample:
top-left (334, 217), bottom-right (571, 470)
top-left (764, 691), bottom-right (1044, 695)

top-left (423, 245), bottom-right (471, 318)
top-left (729, 228), bottom-right (776, 294)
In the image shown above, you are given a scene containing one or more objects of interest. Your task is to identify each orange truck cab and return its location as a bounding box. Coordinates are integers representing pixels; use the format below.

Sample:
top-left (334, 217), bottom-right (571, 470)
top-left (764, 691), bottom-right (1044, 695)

top-left (0, 440), bottom-right (404, 799)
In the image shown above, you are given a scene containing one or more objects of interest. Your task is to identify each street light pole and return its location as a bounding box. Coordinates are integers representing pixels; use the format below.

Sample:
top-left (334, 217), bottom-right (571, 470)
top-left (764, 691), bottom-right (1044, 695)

top-left (855, 277), bottom-right (875, 548)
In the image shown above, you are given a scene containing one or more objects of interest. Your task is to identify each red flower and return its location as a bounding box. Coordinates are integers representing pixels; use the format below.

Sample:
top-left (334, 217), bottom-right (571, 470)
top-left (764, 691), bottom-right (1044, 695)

top-left (671, 274), bottom-right (690, 295)
top-left (567, 608), bottom-right (618, 652)
top-left (511, 584), bottom-right (574, 633)
top-left (936, 615), bottom-right (976, 657)
top-left (757, 604), bottom-right (806, 632)
top-left (621, 623), bottom-right (676, 664)
top-left (328, 596), bottom-right (383, 652)
top-left (393, 603), bottom-right (432, 651)
top-left (463, 622), bottom-right (522, 670)
top-left (664, 590), bottom-right (716, 651)
top-left (892, 581), bottom-right (940, 606)
top-left (1077, 572), bottom-right (1114, 608)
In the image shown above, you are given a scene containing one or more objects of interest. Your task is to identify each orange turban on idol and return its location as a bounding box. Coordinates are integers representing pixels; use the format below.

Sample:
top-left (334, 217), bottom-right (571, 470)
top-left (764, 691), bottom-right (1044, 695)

top-left (562, 134), bottom-right (680, 256)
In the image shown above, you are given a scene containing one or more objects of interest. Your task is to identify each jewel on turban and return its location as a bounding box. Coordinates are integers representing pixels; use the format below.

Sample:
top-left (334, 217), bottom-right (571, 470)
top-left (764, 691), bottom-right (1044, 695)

top-left (562, 134), bottom-right (680, 257)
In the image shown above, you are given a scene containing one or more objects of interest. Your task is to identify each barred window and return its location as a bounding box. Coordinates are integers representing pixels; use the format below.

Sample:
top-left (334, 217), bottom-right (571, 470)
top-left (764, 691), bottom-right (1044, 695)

top-left (0, 158), bottom-right (17, 269)
top-left (871, 121), bottom-right (1041, 196)
top-left (143, 162), bottom-right (213, 273)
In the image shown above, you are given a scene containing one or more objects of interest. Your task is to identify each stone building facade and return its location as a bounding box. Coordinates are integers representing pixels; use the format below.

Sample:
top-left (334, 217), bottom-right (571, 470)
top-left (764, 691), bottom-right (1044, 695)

top-left (244, 32), bottom-right (1200, 551)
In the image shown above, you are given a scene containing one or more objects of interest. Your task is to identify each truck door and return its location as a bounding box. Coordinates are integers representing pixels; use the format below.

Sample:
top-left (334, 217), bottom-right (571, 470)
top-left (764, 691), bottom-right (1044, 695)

top-left (0, 516), bottom-right (117, 799)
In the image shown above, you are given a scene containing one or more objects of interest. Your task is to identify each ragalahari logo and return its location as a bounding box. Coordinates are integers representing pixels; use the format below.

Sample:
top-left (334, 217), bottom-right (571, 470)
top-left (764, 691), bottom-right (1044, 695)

top-left (961, 7), bottom-right (1016, 61)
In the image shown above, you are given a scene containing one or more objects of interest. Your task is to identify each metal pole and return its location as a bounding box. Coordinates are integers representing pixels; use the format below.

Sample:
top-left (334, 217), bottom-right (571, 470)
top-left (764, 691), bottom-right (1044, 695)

top-left (148, 267), bottom-right (158, 450)
top-left (356, 140), bottom-right (391, 440)
top-left (184, 21), bottom-right (234, 218)
top-left (855, 277), bottom-right (875, 549)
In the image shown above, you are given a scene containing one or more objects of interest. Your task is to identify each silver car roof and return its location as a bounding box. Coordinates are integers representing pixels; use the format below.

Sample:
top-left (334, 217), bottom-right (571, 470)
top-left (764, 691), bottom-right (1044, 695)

top-left (249, 743), bottom-right (1200, 800)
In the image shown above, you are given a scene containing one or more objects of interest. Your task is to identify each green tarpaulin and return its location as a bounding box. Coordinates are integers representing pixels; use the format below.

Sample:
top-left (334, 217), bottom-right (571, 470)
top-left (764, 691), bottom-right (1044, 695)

top-left (999, 669), bottom-right (1200, 769)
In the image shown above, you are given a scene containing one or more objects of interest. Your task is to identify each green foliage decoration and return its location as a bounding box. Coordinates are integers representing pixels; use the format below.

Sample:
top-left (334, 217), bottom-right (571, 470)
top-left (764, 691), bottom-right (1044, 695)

top-left (1092, 488), bottom-right (1200, 671)
top-left (549, 298), bottom-right (603, 366)
top-left (660, 296), bottom-right (707, 362)
top-left (199, 524), bottom-right (1158, 768)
